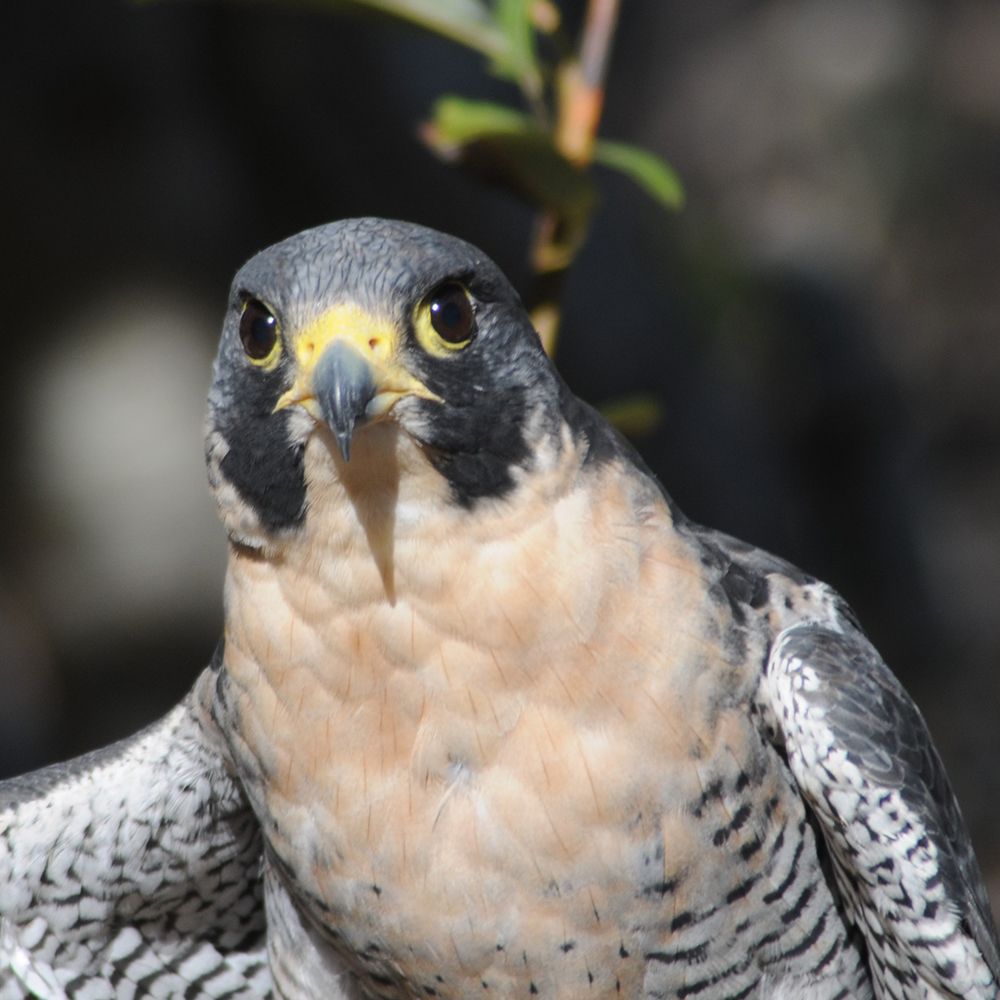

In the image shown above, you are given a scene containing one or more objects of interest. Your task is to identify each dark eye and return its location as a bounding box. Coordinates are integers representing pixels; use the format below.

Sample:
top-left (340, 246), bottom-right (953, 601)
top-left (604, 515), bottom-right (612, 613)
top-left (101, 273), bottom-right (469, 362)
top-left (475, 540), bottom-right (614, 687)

top-left (427, 283), bottom-right (476, 345)
top-left (239, 298), bottom-right (279, 361)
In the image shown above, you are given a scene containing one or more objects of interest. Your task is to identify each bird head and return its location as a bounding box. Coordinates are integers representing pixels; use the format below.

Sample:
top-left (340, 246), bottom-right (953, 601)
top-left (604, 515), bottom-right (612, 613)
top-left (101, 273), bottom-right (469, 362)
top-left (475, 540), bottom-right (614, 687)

top-left (205, 219), bottom-right (577, 551)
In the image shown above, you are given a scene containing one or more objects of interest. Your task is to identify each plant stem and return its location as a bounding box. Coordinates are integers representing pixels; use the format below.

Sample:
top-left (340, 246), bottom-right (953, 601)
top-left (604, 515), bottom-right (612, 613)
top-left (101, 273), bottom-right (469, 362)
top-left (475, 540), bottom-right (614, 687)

top-left (528, 0), bottom-right (621, 355)
top-left (559, 0), bottom-right (619, 164)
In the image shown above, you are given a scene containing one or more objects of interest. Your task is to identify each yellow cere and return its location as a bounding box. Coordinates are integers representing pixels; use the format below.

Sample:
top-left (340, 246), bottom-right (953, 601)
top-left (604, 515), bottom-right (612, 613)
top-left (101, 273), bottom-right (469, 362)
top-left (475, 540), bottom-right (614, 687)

top-left (274, 302), bottom-right (441, 415)
top-left (295, 302), bottom-right (399, 372)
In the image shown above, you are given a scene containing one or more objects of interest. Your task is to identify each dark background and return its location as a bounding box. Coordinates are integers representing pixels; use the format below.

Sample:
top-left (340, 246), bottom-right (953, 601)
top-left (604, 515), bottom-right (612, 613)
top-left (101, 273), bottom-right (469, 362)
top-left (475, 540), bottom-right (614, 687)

top-left (3, 1), bottom-right (998, 910)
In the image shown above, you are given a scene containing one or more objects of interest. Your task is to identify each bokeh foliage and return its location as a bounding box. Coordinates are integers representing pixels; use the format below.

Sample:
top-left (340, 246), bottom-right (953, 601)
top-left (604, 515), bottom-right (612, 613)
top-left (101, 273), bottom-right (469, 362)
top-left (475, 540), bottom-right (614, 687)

top-left (184, 0), bottom-right (684, 356)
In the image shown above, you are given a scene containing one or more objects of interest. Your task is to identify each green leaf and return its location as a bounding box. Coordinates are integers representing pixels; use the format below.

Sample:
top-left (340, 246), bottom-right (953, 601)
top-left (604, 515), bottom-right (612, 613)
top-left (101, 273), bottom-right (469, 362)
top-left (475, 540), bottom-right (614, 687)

top-left (593, 139), bottom-right (684, 211)
top-left (422, 96), bottom-right (596, 222)
top-left (147, 0), bottom-right (543, 99)
top-left (491, 0), bottom-right (541, 95)
top-left (425, 95), bottom-right (537, 146)
top-left (266, 0), bottom-right (511, 65)
top-left (599, 392), bottom-right (664, 438)
top-left (315, 0), bottom-right (542, 97)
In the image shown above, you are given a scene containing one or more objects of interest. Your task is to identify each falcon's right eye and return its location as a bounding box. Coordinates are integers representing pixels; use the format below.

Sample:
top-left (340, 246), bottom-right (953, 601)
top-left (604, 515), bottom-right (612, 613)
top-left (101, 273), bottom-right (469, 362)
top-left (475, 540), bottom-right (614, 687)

top-left (239, 298), bottom-right (280, 365)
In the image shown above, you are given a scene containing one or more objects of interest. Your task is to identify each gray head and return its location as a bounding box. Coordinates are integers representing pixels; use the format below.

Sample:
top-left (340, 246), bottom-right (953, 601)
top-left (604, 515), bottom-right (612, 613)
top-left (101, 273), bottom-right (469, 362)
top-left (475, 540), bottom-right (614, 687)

top-left (205, 218), bottom-right (566, 543)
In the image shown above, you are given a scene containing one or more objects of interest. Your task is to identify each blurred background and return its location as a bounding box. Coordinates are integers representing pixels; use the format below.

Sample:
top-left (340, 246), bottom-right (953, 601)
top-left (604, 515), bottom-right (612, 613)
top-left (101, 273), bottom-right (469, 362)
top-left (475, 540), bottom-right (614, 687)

top-left (2, 0), bottom-right (998, 908)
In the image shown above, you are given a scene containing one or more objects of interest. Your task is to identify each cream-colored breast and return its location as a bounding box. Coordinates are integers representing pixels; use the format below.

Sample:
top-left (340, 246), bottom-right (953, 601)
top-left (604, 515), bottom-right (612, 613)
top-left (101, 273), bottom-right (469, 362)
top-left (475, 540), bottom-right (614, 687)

top-left (220, 427), bottom-right (768, 996)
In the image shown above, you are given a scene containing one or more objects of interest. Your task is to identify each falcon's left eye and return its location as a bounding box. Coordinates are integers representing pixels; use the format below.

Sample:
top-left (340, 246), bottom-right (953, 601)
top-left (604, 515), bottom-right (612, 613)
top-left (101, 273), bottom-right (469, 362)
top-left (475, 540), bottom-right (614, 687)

top-left (429, 284), bottom-right (475, 344)
top-left (414, 282), bottom-right (477, 356)
top-left (239, 298), bottom-right (280, 365)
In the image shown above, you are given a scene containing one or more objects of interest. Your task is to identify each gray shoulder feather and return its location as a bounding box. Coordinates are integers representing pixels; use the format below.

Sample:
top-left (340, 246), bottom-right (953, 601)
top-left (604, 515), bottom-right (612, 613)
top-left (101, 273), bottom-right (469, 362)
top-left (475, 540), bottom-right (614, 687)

top-left (764, 621), bottom-right (999, 999)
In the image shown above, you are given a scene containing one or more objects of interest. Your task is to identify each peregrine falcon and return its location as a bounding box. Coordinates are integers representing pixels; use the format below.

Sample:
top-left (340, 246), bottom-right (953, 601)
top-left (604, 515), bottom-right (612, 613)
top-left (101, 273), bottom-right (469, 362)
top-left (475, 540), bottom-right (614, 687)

top-left (1, 218), bottom-right (997, 1000)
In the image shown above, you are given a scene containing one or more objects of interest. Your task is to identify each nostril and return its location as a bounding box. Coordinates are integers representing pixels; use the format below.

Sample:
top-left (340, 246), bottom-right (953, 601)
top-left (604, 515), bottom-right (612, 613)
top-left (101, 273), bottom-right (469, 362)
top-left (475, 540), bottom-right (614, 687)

top-left (368, 338), bottom-right (379, 351)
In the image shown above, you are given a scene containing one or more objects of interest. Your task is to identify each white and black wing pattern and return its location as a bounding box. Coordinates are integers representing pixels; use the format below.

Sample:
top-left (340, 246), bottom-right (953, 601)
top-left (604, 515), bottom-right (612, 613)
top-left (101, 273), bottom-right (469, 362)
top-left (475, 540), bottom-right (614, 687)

top-left (0, 672), bottom-right (271, 1000)
top-left (764, 621), bottom-right (1000, 1000)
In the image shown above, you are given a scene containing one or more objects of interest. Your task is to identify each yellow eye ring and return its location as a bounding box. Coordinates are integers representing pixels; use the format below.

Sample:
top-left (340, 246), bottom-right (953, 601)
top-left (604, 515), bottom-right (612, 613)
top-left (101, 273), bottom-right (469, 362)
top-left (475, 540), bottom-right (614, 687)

top-left (239, 298), bottom-right (282, 368)
top-left (413, 282), bottom-right (476, 357)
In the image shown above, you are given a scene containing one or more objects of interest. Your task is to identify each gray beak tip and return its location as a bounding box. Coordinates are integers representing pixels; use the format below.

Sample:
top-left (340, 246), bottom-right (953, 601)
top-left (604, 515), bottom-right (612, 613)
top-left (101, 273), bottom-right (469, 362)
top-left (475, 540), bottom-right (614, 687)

top-left (335, 430), bottom-right (352, 463)
top-left (314, 340), bottom-right (376, 462)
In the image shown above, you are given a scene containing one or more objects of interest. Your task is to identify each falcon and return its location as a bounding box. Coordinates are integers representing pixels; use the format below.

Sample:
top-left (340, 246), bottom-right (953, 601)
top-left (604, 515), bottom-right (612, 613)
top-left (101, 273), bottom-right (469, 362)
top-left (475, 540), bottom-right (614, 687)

top-left (1, 218), bottom-right (997, 999)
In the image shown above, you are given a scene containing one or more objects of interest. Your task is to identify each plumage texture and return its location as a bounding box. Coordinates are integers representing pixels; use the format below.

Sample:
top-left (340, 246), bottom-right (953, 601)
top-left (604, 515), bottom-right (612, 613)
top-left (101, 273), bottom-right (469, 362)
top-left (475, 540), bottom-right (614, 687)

top-left (0, 667), bottom-right (269, 999)
top-left (2, 218), bottom-right (997, 999)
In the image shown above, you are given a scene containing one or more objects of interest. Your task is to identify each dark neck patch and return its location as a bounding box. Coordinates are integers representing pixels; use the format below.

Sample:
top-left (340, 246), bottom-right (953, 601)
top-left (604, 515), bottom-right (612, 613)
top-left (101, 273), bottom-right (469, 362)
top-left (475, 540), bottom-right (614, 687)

top-left (219, 416), bottom-right (306, 532)
top-left (426, 446), bottom-right (527, 508)
top-left (416, 391), bottom-right (536, 508)
top-left (211, 367), bottom-right (307, 533)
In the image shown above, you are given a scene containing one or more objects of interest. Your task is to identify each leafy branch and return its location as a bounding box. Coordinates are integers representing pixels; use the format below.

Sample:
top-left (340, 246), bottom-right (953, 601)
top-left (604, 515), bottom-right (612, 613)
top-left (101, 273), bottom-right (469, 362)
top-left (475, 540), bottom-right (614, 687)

top-left (157, 0), bottom-right (683, 362)
top-left (280, 0), bottom-right (683, 355)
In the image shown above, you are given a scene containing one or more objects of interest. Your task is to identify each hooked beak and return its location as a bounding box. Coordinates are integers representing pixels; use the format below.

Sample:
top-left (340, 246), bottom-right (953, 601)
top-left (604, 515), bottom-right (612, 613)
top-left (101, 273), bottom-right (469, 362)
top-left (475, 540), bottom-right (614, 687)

top-left (273, 303), bottom-right (439, 461)
top-left (312, 340), bottom-right (376, 461)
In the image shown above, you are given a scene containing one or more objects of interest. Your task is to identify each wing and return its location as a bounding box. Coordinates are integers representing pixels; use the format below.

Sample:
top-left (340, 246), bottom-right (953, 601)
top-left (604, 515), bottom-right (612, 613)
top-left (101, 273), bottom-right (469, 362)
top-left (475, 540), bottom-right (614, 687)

top-left (763, 621), bottom-right (1000, 1000)
top-left (0, 665), bottom-right (272, 999)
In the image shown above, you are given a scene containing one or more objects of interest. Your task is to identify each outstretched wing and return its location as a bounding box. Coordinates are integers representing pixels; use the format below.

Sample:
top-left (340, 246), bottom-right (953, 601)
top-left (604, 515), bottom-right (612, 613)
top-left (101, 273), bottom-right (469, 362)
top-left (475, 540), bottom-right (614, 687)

top-left (764, 621), bottom-right (1000, 1000)
top-left (0, 667), bottom-right (271, 999)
